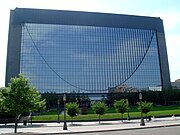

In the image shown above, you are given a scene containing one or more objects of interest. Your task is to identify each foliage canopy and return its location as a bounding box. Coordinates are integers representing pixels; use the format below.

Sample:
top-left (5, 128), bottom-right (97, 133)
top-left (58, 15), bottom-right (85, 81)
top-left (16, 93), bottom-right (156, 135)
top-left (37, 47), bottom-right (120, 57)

top-left (92, 102), bottom-right (108, 116)
top-left (66, 102), bottom-right (79, 118)
top-left (114, 99), bottom-right (129, 114)
top-left (92, 101), bottom-right (107, 123)
top-left (4, 74), bottom-right (46, 114)
top-left (137, 101), bottom-right (153, 115)
top-left (114, 99), bottom-right (129, 121)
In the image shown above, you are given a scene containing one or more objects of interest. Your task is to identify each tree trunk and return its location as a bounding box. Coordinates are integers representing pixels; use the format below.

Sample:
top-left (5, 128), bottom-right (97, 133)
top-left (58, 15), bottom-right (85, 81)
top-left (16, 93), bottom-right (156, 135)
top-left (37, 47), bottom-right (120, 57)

top-left (14, 114), bottom-right (19, 133)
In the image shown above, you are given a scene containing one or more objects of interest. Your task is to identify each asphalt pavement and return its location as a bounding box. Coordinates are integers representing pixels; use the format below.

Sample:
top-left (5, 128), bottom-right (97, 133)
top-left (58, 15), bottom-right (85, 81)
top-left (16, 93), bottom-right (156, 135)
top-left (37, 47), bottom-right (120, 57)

top-left (73, 126), bottom-right (180, 135)
top-left (0, 116), bottom-right (180, 134)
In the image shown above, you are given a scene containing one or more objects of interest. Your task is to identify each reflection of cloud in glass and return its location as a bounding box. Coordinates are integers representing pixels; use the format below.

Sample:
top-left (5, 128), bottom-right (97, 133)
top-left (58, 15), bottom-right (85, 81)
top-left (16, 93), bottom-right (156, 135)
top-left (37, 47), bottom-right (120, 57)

top-left (20, 23), bottom-right (162, 93)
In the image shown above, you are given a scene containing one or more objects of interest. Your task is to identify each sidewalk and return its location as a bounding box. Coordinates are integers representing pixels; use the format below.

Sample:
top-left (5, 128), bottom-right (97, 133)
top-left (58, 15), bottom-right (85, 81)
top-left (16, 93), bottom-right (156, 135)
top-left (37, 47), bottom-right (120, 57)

top-left (0, 116), bottom-right (180, 134)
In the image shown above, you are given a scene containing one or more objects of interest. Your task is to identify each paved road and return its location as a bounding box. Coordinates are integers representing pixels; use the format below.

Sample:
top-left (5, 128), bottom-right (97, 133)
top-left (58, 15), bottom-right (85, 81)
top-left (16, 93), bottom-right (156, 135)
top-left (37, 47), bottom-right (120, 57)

top-left (77, 126), bottom-right (180, 135)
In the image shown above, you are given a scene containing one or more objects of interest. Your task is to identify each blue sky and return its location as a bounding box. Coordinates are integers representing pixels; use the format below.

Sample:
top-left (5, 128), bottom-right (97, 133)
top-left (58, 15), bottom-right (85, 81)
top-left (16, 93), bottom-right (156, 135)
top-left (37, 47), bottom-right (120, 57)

top-left (0, 0), bottom-right (180, 87)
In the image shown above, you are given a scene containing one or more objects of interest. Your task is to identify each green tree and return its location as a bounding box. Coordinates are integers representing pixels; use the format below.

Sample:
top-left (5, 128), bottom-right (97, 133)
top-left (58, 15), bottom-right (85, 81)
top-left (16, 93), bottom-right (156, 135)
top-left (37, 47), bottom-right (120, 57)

top-left (92, 102), bottom-right (108, 124)
top-left (4, 74), bottom-right (46, 133)
top-left (66, 102), bottom-right (79, 124)
top-left (114, 99), bottom-right (129, 122)
top-left (137, 101), bottom-right (153, 120)
top-left (0, 88), bottom-right (4, 112)
top-left (0, 87), bottom-right (9, 113)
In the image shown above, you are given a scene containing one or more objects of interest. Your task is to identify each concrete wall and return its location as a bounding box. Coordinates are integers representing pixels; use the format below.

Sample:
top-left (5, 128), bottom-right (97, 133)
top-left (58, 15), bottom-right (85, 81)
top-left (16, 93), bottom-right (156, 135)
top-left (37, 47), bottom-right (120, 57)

top-left (5, 10), bottom-right (22, 86)
top-left (13, 8), bottom-right (164, 33)
top-left (156, 32), bottom-right (171, 89)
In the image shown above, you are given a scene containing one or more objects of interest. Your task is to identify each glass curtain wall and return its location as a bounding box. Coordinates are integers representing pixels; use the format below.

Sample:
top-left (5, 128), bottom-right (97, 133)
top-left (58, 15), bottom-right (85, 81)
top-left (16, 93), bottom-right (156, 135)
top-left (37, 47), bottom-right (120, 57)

top-left (20, 23), bottom-right (162, 93)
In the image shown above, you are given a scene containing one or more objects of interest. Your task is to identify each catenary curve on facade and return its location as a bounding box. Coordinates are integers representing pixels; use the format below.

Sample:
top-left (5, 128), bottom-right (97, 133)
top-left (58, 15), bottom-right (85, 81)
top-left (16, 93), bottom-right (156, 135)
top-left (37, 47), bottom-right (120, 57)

top-left (23, 24), bottom-right (156, 93)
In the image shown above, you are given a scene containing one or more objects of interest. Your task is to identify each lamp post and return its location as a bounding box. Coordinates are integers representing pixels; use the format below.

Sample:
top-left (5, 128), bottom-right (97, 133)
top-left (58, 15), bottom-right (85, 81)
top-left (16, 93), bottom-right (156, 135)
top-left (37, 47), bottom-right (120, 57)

top-left (139, 92), bottom-right (145, 126)
top-left (63, 94), bottom-right (68, 130)
top-left (57, 99), bottom-right (60, 123)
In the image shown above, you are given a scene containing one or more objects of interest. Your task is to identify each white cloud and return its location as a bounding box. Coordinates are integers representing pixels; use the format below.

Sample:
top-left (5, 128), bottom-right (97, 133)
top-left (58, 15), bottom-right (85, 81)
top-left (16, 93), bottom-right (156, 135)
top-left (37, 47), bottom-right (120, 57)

top-left (153, 10), bottom-right (180, 31)
top-left (166, 34), bottom-right (180, 81)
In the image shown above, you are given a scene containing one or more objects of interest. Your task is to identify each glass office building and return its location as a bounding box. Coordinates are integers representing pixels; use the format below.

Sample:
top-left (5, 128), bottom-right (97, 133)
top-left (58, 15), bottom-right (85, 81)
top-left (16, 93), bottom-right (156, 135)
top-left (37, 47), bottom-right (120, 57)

top-left (6, 8), bottom-right (171, 93)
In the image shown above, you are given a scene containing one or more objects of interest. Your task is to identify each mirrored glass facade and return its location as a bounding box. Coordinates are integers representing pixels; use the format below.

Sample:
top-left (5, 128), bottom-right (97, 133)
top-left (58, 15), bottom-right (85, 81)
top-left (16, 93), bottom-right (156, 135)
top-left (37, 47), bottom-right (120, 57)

top-left (20, 23), bottom-right (161, 93)
top-left (6, 8), bottom-right (171, 93)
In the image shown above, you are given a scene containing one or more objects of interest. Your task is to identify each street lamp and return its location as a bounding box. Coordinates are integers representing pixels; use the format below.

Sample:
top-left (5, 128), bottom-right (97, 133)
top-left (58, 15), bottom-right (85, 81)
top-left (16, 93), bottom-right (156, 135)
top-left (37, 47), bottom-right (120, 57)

top-left (57, 99), bottom-right (60, 123)
top-left (139, 92), bottom-right (145, 126)
top-left (63, 94), bottom-right (68, 130)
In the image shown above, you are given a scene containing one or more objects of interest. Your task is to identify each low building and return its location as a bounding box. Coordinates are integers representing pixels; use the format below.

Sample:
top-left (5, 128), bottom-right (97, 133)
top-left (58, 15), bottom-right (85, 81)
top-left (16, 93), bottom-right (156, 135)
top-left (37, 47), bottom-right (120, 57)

top-left (171, 79), bottom-right (180, 89)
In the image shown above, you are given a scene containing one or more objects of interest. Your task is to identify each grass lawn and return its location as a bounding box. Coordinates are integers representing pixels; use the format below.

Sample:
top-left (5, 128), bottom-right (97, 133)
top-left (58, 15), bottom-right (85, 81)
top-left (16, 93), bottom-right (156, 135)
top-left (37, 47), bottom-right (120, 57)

top-left (39, 105), bottom-right (180, 115)
top-left (32, 105), bottom-right (180, 121)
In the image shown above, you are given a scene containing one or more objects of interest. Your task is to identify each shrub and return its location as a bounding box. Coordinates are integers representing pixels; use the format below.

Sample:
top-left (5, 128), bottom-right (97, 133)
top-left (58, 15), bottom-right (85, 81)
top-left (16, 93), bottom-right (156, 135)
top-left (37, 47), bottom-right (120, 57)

top-left (137, 101), bottom-right (153, 119)
top-left (92, 102), bottom-right (108, 124)
top-left (66, 102), bottom-right (79, 124)
top-left (114, 99), bottom-right (129, 122)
